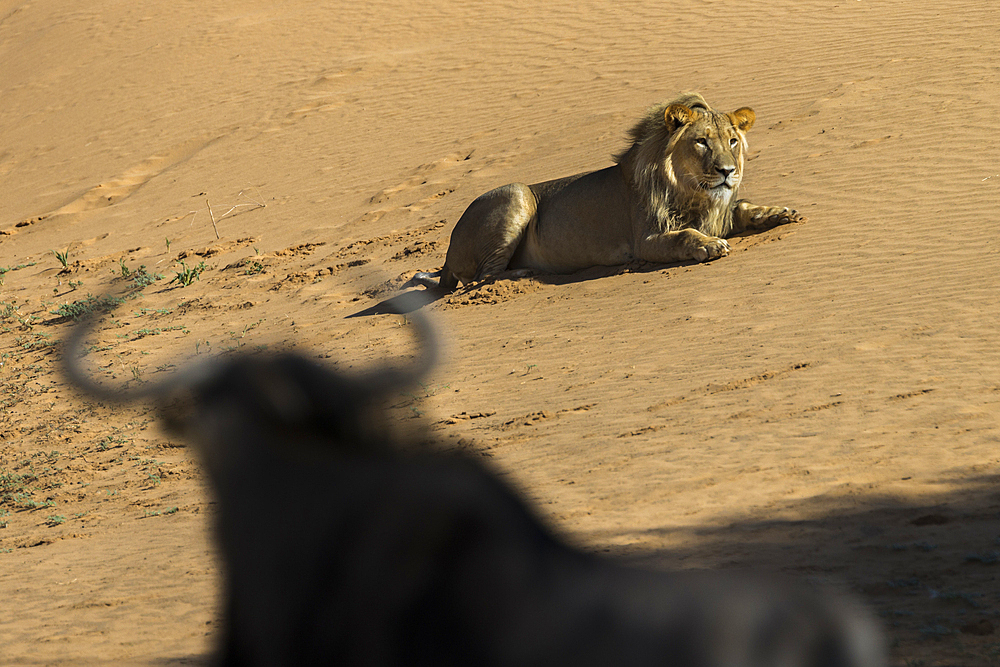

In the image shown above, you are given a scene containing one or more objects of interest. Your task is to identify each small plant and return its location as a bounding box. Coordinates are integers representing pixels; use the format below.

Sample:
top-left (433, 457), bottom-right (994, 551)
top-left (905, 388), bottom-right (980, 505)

top-left (132, 328), bottom-right (162, 339)
top-left (96, 434), bottom-right (130, 451)
top-left (241, 319), bottom-right (263, 337)
top-left (245, 260), bottom-right (265, 276)
top-left (52, 249), bottom-right (69, 269)
top-left (224, 319), bottom-right (265, 349)
top-left (135, 307), bottom-right (173, 317)
top-left (165, 238), bottom-right (172, 252)
top-left (169, 260), bottom-right (206, 287)
top-left (0, 262), bottom-right (37, 286)
top-left (45, 515), bottom-right (66, 527)
top-left (118, 258), bottom-right (132, 278)
top-left (132, 265), bottom-right (162, 289)
top-left (52, 294), bottom-right (125, 320)
top-left (1, 302), bottom-right (19, 323)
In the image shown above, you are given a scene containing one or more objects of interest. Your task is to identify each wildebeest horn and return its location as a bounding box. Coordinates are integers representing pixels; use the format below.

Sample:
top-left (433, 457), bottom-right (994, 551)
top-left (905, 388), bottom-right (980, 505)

top-left (351, 289), bottom-right (439, 397)
top-left (62, 289), bottom-right (438, 403)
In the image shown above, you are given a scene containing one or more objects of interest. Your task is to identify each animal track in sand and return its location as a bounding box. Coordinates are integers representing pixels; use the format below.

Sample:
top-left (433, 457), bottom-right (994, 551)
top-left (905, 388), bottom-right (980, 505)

top-left (257, 66), bottom-right (371, 132)
top-left (769, 76), bottom-right (884, 132)
top-left (270, 260), bottom-right (370, 291)
top-left (285, 96), bottom-right (347, 122)
top-left (56, 246), bottom-right (143, 274)
top-left (390, 239), bottom-right (440, 260)
top-left (221, 242), bottom-right (326, 276)
top-left (177, 237), bottom-right (260, 260)
top-left (6, 132), bottom-right (230, 237)
top-left (354, 150), bottom-right (477, 225)
top-left (324, 221), bottom-right (446, 262)
top-left (724, 386), bottom-right (940, 425)
top-left (439, 411), bottom-right (498, 425)
top-left (260, 225), bottom-right (444, 294)
top-left (368, 151), bottom-right (475, 206)
top-left (271, 242), bottom-right (326, 258)
top-left (439, 276), bottom-right (543, 309)
top-left (646, 363), bottom-right (813, 413)
top-left (500, 405), bottom-right (595, 430)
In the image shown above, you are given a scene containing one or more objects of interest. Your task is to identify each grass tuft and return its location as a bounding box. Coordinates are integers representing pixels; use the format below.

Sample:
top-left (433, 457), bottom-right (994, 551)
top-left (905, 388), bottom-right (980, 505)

top-left (169, 261), bottom-right (207, 287)
top-left (51, 294), bottom-right (125, 320)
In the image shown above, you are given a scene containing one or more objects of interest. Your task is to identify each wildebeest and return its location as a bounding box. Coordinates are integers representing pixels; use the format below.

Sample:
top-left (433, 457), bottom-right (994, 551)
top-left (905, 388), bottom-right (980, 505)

top-left (63, 294), bottom-right (883, 667)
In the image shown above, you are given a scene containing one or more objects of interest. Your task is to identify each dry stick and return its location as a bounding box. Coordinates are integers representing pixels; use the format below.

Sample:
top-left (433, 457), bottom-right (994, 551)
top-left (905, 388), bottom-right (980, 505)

top-left (206, 198), bottom-right (220, 240)
top-left (215, 189), bottom-right (267, 221)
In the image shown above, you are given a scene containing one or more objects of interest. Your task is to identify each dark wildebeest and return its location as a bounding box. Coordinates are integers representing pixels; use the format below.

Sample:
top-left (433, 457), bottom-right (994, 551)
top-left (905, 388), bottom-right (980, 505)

top-left (63, 294), bottom-right (883, 667)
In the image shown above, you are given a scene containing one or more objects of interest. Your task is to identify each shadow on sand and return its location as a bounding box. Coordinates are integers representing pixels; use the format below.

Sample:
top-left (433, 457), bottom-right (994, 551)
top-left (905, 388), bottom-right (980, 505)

top-left (347, 259), bottom-right (705, 318)
top-left (589, 473), bottom-right (1000, 665)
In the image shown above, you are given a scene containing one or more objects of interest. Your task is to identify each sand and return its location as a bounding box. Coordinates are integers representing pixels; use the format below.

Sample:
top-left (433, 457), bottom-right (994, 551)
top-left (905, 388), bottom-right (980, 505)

top-left (1, 0), bottom-right (999, 663)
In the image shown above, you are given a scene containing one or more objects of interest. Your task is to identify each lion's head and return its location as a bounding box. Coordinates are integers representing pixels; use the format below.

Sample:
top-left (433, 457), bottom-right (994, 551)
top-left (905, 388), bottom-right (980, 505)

top-left (615, 93), bottom-right (755, 238)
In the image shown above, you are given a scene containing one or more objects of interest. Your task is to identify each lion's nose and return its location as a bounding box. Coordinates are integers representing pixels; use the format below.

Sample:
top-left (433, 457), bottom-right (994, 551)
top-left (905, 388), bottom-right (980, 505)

top-left (717, 166), bottom-right (735, 179)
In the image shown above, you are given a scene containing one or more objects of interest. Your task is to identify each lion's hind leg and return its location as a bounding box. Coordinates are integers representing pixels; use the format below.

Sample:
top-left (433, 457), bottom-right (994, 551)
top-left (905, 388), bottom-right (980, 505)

top-left (445, 183), bottom-right (538, 285)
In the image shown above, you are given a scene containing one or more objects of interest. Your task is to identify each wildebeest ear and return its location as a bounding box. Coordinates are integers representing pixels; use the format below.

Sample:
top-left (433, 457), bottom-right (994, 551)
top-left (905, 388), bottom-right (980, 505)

top-left (728, 107), bottom-right (756, 132)
top-left (664, 104), bottom-right (696, 133)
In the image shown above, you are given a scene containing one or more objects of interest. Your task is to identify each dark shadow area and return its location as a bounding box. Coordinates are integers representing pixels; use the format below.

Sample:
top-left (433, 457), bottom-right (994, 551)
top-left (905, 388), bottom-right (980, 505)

top-left (520, 256), bottom-right (708, 287)
top-left (347, 259), bottom-right (706, 317)
top-left (586, 474), bottom-right (1000, 666)
top-left (347, 287), bottom-right (449, 317)
top-left (151, 655), bottom-right (212, 666)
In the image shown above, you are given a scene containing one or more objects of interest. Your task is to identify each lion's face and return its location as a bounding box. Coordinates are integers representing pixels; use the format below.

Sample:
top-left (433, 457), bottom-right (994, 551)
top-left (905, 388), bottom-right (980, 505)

top-left (666, 105), bottom-right (755, 201)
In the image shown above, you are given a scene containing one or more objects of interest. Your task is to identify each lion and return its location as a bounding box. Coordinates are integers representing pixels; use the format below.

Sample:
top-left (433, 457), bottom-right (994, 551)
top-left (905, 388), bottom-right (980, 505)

top-left (413, 93), bottom-right (805, 291)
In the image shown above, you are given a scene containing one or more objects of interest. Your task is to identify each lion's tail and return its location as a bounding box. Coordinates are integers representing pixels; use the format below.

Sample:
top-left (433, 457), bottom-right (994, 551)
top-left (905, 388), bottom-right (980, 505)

top-left (408, 267), bottom-right (460, 291)
top-left (409, 271), bottom-right (443, 289)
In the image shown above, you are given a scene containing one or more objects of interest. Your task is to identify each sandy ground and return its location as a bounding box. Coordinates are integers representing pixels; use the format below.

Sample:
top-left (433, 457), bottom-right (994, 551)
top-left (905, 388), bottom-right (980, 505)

top-left (2, 0), bottom-right (1000, 664)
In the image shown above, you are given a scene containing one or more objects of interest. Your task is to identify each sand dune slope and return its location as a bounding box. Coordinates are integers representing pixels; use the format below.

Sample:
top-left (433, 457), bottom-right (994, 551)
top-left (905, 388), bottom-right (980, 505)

top-left (1, 0), bottom-right (999, 663)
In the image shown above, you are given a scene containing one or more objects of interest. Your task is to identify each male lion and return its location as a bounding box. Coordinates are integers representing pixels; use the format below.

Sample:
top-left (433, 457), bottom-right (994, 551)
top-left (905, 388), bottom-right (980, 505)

top-left (413, 93), bottom-right (805, 291)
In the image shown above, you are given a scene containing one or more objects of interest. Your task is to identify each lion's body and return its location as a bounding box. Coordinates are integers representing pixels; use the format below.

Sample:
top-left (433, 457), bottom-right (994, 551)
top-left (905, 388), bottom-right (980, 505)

top-left (415, 93), bottom-right (805, 291)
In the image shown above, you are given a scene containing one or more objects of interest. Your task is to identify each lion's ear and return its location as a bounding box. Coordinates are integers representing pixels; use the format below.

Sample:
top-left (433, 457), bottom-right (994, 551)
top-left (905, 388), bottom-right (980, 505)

top-left (728, 107), bottom-right (756, 132)
top-left (664, 104), bottom-right (696, 133)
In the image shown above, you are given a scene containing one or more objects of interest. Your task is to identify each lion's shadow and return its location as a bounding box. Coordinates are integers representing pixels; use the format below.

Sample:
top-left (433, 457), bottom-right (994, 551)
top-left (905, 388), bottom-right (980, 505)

top-left (347, 258), bottom-right (709, 318)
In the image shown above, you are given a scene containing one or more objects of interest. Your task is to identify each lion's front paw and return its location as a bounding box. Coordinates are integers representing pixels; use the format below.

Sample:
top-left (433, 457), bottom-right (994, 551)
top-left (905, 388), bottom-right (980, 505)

top-left (693, 237), bottom-right (730, 262)
top-left (766, 207), bottom-right (807, 226)
top-left (747, 205), bottom-right (807, 228)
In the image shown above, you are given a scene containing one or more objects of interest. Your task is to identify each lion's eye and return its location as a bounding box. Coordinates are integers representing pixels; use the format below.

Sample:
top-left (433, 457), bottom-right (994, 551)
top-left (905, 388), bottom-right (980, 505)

top-left (729, 137), bottom-right (739, 148)
top-left (695, 138), bottom-right (709, 149)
